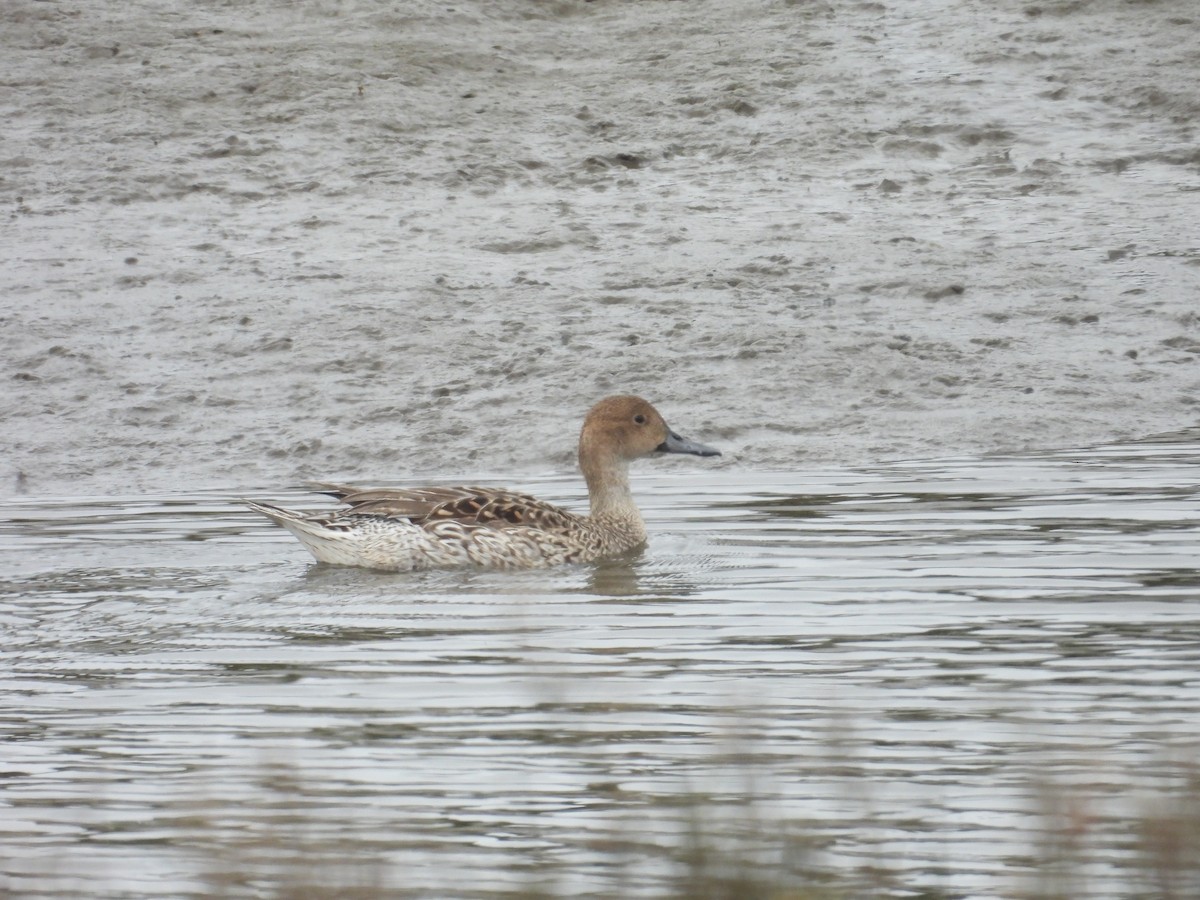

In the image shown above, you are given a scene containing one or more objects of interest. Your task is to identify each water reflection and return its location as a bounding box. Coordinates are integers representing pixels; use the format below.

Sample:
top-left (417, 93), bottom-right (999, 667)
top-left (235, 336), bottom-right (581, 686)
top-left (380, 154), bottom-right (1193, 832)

top-left (1, 436), bottom-right (1199, 896)
top-left (585, 556), bottom-right (644, 597)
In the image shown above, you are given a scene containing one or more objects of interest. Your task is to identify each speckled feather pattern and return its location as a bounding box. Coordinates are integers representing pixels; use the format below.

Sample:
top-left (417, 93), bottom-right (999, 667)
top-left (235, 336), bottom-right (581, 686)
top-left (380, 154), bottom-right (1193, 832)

top-left (244, 499), bottom-right (646, 570)
top-left (245, 396), bottom-right (719, 571)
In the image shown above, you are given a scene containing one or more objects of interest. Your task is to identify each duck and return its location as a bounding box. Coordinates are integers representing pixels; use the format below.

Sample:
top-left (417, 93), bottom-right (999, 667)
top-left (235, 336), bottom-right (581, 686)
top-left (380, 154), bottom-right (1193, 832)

top-left (245, 395), bottom-right (720, 570)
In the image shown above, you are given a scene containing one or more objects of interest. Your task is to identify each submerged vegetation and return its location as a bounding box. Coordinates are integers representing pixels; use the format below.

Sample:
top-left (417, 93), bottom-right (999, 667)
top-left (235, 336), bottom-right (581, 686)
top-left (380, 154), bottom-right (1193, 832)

top-left (9, 754), bottom-right (1195, 899)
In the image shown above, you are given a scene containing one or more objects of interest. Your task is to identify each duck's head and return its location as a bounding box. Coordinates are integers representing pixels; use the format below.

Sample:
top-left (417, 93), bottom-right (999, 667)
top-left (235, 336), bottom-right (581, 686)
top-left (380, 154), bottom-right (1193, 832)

top-left (579, 395), bottom-right (721, 464)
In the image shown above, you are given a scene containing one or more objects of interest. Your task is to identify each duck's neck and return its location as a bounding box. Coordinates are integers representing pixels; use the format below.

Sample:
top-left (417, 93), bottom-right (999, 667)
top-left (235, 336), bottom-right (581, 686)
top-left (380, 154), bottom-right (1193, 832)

top-left (581, 452), bottom-right (641, 523)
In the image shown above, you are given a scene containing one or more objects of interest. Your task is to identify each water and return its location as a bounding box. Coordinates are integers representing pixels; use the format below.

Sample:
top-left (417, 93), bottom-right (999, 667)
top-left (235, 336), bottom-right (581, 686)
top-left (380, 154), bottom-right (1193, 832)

top-left (2, 435), bottom-right (1200, 898)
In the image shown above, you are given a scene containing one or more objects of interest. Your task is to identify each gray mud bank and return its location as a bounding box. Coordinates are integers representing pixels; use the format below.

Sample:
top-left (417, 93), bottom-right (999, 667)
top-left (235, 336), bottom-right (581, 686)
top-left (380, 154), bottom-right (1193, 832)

top-left (4, 0), bottom-right (1198, 498)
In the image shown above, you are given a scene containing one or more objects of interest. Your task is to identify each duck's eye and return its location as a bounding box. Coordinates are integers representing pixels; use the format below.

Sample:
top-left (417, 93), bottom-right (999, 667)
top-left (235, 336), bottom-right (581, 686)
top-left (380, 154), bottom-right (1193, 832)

top-left (633, 414), bottom-right (647, 425)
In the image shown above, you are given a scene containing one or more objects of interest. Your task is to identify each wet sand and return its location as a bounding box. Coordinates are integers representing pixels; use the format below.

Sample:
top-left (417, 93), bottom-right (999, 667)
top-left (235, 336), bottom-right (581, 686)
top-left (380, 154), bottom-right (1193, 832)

top-left (4, 0), bottom-right (1199, 498)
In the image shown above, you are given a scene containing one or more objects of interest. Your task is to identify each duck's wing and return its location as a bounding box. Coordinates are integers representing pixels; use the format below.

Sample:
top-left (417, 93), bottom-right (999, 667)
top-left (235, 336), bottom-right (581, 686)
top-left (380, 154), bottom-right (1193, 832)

top-left (308, 483), bottom-right (583, 531)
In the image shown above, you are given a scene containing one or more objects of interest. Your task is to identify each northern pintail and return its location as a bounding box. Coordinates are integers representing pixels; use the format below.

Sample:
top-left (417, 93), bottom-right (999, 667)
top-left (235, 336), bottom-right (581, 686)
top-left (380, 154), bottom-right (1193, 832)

top-left (245, 395), bottom-right (720, 570)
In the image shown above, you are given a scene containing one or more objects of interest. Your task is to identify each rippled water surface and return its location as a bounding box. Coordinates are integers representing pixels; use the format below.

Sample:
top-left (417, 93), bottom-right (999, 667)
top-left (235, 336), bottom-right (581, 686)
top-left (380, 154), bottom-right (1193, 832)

top-left (3, 436), bottom-right (1199, 898)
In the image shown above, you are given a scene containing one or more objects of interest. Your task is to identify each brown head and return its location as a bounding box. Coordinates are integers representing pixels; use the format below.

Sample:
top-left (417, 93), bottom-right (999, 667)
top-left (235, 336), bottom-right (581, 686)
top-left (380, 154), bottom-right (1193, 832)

top-left (578, 395), bottom-right (720, 468)
top-left (576, 395), bottom-right (719, 520)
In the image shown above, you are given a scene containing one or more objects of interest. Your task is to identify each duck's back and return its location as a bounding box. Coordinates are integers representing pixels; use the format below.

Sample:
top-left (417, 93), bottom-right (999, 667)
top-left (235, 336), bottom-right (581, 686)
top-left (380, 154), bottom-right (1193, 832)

top-left (246, 484), bottom-right (643, 571)
top-left (314, 484), bottom-right (582, 531)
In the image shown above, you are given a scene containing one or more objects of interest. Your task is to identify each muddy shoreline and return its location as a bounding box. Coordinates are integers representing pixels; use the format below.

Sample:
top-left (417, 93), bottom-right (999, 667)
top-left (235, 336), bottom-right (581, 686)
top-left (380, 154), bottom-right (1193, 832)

top-left (4, 0), bottom-right (1198, 498)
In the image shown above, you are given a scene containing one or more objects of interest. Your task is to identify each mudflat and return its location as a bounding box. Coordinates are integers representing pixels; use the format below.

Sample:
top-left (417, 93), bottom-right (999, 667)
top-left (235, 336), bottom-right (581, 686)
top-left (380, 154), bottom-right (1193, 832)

top-left (4, 0), bottom-right (1198, 497)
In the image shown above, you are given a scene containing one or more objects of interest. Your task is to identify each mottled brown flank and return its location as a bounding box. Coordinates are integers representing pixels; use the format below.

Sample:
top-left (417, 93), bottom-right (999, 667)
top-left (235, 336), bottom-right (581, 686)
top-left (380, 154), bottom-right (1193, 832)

top-left (308, 483), bottom-right (589, 535)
